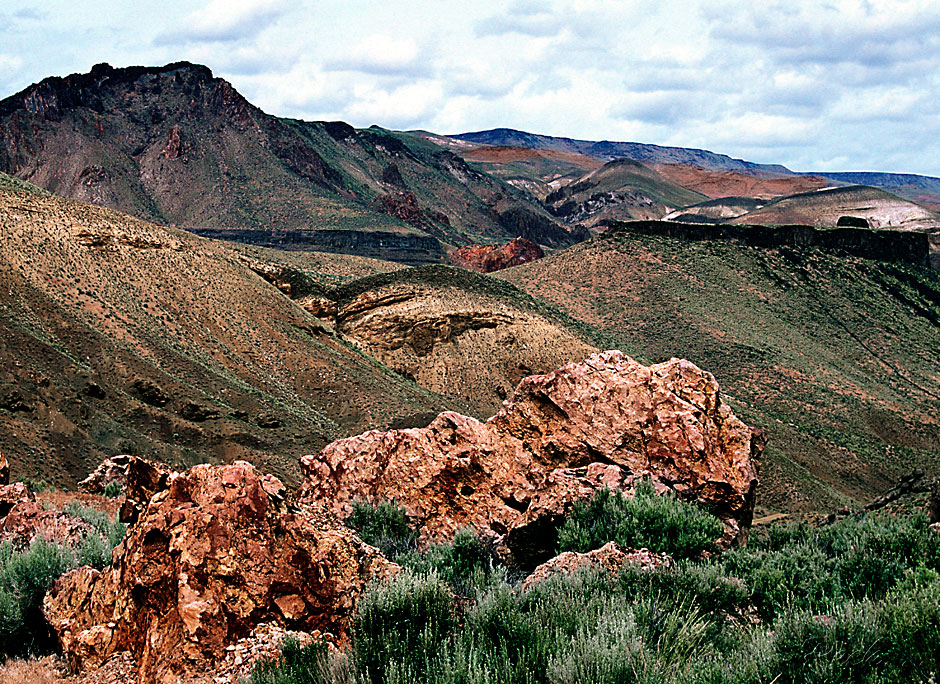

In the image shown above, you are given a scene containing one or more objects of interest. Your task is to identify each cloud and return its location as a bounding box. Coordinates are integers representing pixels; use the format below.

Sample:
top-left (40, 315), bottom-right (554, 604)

top-left (475, 1), bottom-right (569, 37)
top-left (154, 0), bottom-right (289, 45)
top-left (325, 35), bottom-right (429, 77)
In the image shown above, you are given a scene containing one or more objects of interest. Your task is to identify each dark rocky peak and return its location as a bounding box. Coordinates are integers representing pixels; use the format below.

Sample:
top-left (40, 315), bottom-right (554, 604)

top-left (0, 62), bottom-right (218, 120)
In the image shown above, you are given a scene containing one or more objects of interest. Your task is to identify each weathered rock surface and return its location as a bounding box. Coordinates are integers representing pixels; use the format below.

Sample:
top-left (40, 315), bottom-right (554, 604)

top-left (522, 542), bottom-right (674, 590)
top-left (0, 481), bottom-right (34, 518)
top-left (79, 455), bottom-right (132, 494)
top-left (44, 461), bottom-right (398, 684)
top-left (0, 499), bottom-right (96, 549)
top-left (449, 237), bottom-right (544, 273)
top-left (300, 351), bottom-right (764, 567)
top-left (0, 451), bottom-right (8, 484)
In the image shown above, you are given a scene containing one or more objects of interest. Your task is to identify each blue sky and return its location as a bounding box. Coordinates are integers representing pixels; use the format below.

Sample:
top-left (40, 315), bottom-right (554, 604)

top-left (2, 0), bottom-right (939, 175)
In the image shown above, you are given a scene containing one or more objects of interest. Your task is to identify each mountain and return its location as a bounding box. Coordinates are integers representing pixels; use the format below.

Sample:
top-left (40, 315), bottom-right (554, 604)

top-left (453, 128), bottom-right (794, 175)
top-left (813, 171), bottom-right (940, 211)
top-left (498, 221), bottom-right (940, 516)
top-left (0, 173), bottom-right (602, 487)
top-left (542, 158), bottom-right (708, 229)
top-left (728, 185), bottom-right (940, 230)
top-left (0, 63), bottom-right (579, 263)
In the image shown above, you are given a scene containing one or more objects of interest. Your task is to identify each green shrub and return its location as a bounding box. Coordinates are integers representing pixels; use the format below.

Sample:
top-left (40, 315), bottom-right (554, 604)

top-left (557, 482), bottom-right (724, 559)
top-left (396, 528), bottom-right (505, 597)
top-left (249, 638), bottom-right (357, 684)
top-left (0, 539), bottom-right (77, 657)
top-left (353, 571), bottom-right (457, 683)
top-left (102, 480), bottom-right (122, 498)
top-left (345, 500), bottom-right (419, 560)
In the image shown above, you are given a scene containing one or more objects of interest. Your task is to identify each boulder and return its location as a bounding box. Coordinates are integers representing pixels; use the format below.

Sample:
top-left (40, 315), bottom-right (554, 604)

top-left (119, 456), bottom-right (173, 524)
top-left (0, 500), bottom-right (96, 549)
top-left (449, 237), bottom-right (544, 273)
top-left (44, 461), bottom-right (398, 684)
top-left (522, 542), bottom-right (673, 591)
top-left (0, 481), bottom-right (34, 519)
top-left (79, 454), bottom-right (132, 494)
top-left (0, 451), bottom-right (8, 485)
top-left (300, 351), bottom-right (763, 567)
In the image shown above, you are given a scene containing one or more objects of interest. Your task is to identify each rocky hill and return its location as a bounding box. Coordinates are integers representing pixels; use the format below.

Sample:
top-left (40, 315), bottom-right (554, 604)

top-left (0, 63), bottom-right (579, 263)
top-left (498, 222), bottom-right (940, 516)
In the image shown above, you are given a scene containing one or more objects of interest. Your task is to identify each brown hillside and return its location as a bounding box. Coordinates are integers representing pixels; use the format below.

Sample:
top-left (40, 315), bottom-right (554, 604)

top-left (0, 182), bottom-right (452, 487)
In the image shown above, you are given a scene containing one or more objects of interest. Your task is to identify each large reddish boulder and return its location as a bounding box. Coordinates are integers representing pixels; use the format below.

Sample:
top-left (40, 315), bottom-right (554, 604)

top-left (44, 461), bottom-right (398, 684)
top-left (0, 481), bottom-right (33, 519)
top-left (300, 351), bottom-right (764, 567)
top-left (0, 451), bottom-right (8, 484)
top-left (449, 237), bottom-right (544, 273)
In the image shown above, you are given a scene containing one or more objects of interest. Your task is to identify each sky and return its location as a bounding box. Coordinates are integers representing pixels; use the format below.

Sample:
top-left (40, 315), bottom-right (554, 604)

top-left (1, 0), bottom-right (939, 175)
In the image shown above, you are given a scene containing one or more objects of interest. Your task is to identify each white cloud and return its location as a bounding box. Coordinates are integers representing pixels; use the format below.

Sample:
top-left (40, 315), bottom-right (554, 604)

top-left (325, 35), bottom-right (428, 77)
top-left (155, 0), bottom-right (289, 44)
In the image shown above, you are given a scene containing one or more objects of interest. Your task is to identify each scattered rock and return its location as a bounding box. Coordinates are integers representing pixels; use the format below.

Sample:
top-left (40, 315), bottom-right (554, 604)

top-left (0, 387), bottom-right (31, 412)
top-left (180, 401), bottom-right (222, 422)
top-left (128, 379), bottom-right (169, 407)
top-left (79, 455), bottom-right (132, 494)
top-left (0, 452), bottom-right (8, 485)
top-left (449, 237), bottom-right (544, 273)
top-left (45, 461), bottom-right (397, 684)
top-left (255, 412), bottom-right (281, 429)
top-left (1, 500), bottom-right (96, 549)
top-left (300, 351), bottom-right (764, 567)
top-left (522, 542), bottom-right (674, 590)
top-left (0, 481), bottom-right (34, 518)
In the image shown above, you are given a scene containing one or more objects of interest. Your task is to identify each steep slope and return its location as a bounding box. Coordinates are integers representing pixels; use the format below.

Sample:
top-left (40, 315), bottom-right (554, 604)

top-left (544, 158), bottom-right (707, 229)
top-left (498, 223), bottom-right (940, 516)
top-left (453, 128), bottom-right (793, 175)
top-left (0, 63), bottom-right (578, 262)
top-left (0, 177), bottom-right (453, 487)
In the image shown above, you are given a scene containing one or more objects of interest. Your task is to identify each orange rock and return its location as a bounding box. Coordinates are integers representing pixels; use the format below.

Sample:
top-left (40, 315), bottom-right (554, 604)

top-left (44, 461), bottom-right (398, 684)
top-left (300, 351), bottom-right (763, 567)
top-left (0, 452), bottom-right (8, 485)
top-left (522, 542), bottom-right (674, 591)
top-left (449, 237), bottom-right (544, 273)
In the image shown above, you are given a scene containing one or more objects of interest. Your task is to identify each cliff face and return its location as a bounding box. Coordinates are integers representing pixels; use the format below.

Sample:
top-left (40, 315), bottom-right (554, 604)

top-left (608, 220), bottom-right (935, 269)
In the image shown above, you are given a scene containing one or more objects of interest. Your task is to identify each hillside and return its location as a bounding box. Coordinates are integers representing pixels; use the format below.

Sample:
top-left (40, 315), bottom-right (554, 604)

top-left (0, 175), bottom-right (606, 487)
top-left (453, 128), bottom-right (793, 175)
top-left (543, 158), bottom-right (708, 229)
top-left (455, 144), bottom-right (602, 198)
top-left (498, 222), bottom-right (940, 515)
top-left (0, 63), bottom-right (578, 263)
top-left (729, 185), bottom-right (940, 230)
top-left (815, 171), bottom-right (940, 211)
top-left (0, 176), bottom-right (454, 487)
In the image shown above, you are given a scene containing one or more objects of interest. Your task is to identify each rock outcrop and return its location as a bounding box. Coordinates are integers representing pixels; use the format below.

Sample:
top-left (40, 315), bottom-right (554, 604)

top-left (44, 461), bottom-right (398, 684)
top-left (79, 454), bottom-right (132, 494)
top-left (0, 452), bottom-right (8, 484)
top-left (0, 481), bottom-right (33, 519)
top-left (449, 237), bottom-right (544, 273)
top-left (300, 351), bottom-right (764, 567)
top-left (522, 542), bottom-right (674, 591)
